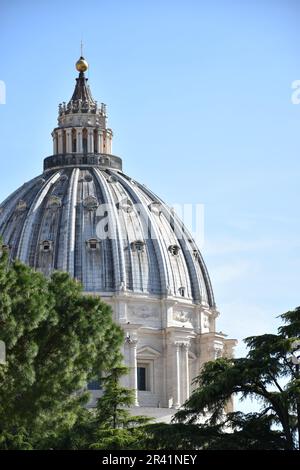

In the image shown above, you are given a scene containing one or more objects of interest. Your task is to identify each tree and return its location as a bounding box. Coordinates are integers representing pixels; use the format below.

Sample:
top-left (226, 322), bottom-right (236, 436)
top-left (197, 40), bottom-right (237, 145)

top-left (0, 241), bottom-right (124, 449)
top-left (171, 306), bottom-right (300, 450)
top-left (140, 413), bottom-right (286, 450)
top-left (139, 307), bottom-right (300, 450)
top-left (51, 365), bottom-right (150, 450)
top-left (90, 365), bottom-right (150, 450)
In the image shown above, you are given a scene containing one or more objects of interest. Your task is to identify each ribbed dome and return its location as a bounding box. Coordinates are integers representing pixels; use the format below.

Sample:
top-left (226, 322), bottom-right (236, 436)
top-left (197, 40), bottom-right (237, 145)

top-left (0, 166), bottom-right (214, 306)
top-left (0, 56), bottom-right (238, 414)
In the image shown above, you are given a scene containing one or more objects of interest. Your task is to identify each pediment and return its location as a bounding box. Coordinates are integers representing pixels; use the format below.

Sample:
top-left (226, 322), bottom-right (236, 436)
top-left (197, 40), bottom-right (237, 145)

top-left (137, 345), bottom-right (161, 359)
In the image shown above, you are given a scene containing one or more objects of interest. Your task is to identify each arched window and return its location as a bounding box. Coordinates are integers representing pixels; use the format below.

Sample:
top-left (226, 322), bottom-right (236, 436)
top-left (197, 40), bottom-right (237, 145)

top-left (72, 128), bottom-right (76, 153)
top-left (40, 240), bottom-right (53, 252)
top-left (168, 244), bottom-right (180, 256)
top-left (93, 129), bottom-right (98, 153)
top-left (179, 287), bottom-right (185, 297)
top-left (82, 128), bottom-right (88, 153)
top-left (62, 130), bottom-right (66, 154)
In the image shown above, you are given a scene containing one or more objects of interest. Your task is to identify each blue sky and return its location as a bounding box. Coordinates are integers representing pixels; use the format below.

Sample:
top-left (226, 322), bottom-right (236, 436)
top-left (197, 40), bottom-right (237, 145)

top-left (0, 0), bottom-right (300, 364)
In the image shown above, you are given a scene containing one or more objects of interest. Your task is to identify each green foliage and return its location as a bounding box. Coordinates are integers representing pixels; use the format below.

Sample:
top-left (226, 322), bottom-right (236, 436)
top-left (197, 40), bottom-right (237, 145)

top-left (91, 365), bottom-right (150, 449)
top-left (141, 414), bottom-right (286, 450)
top-left (46, 365), bottom-right (150, 450)
top-left (1, 236), bottom-right (299, 451)
top-left (0, 242), bottom-right (124, 449)
top-left (140, 307), bottom-right (300, 450)
top-left (170, 306), bottom-right (300, 450)
top-left (90, 427), bottom-right (147, 450)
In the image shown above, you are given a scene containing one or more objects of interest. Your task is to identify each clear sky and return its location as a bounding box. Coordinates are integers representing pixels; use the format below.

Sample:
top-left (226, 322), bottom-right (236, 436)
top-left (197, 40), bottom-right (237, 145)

top-left (0, 0), bottom-right (300, 364)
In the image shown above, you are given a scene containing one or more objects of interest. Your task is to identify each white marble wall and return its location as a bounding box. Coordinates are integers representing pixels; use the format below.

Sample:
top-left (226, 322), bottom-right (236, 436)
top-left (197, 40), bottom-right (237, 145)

top-left (101, 294), bottom-right (236, 409)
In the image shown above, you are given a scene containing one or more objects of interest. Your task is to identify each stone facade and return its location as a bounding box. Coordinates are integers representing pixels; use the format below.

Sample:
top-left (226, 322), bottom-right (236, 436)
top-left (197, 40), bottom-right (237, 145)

top-left (0, 57), bottom-right (236, 414)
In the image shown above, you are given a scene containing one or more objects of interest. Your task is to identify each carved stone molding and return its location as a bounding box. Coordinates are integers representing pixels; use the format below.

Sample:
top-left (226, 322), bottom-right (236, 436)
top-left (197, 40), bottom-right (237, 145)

top-left (173, 310), bottom-right (191, 323)
top-left (128, 305), bottom-right (158, 319)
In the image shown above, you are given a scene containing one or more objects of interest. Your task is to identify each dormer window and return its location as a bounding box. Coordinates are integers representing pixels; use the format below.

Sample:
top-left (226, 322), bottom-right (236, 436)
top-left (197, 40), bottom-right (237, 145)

top-left (40, 240), bottom-right (53, 252)
top-left (118, 198), bottom-right (133, 213)
top-left (168, 244), bottom-right (180, 256)
top-left (179, 287), bottom-right (185, 297)
top-left (131, 240), bottom-right (145, 253)
top-left (86, 238), bottom-right (100, 251)
top-left (47, 196), bottom-right (62, 210)
top-left (83, 195), bottom-right (99, 210)
top-left (107, 175), bottom-right (117, 183)
top-left (148, 201), bottom-right (162, 215)
top-left (84, 174), bottom-right (93, 182)
top-left (16, 200), bottom-right (27, 212)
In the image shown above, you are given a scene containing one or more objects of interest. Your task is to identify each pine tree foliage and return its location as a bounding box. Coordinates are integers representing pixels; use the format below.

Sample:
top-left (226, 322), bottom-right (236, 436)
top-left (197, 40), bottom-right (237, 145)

top-left (171, 306), bottom-right (300, 450)
top-left (0, 241), bottom-right (123, 449)
top-left (91, 365), bottom-right (150, 449)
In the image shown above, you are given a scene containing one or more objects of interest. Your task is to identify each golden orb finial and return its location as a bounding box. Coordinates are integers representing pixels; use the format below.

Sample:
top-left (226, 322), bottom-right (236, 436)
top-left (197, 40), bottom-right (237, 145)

top-left (76, 56), bottom-right (89, 73)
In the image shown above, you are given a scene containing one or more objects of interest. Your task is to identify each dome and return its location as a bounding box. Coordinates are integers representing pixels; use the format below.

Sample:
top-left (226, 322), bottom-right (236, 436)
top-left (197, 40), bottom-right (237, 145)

top-left (0, 165), bottom-right (214, 305)
top-left (0, 56), bottom-right (235, 412)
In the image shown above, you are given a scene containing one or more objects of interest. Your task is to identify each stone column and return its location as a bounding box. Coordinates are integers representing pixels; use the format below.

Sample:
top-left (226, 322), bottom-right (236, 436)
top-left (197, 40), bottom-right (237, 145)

top-left (97, 130), bottom-right (103, 153)
top-left (76, 128), bottom-right (83, 153)
top-left (57, 129), bottom-right (63, 154)
top-left (96, 130), bottom-right (101, 154)
top-left (106, 133), bottom-right (112, 154)
top-left (127, 337), bottom-right (139, 406)
top-left (88, 128), bottom-right (94, 153)
top-left (184, 342), bottom-right (190, 402)
top-left (52, 132), bottom-right (58, 154)
top-left (66, 129), bottom-right (72, 153)
top-left (174, 342), bottom-right (181, 408)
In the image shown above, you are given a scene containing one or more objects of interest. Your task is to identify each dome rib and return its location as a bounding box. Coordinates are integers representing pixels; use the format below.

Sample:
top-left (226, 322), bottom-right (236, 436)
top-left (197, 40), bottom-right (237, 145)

top-left (131, 180), bottom-right (215, 307)
top-left (93, 168), bottom-right (125, 291)
top-left (111, 171), bottom-right (168, 296)
top-left (0, 167), bottom-right (215, 305)
top-left (17, 171), bottom-right (62, 265)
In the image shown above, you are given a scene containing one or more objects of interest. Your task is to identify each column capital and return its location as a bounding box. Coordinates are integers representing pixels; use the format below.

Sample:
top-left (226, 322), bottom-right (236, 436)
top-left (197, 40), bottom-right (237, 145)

top-left (174, 341), bottom-right (190, 349)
